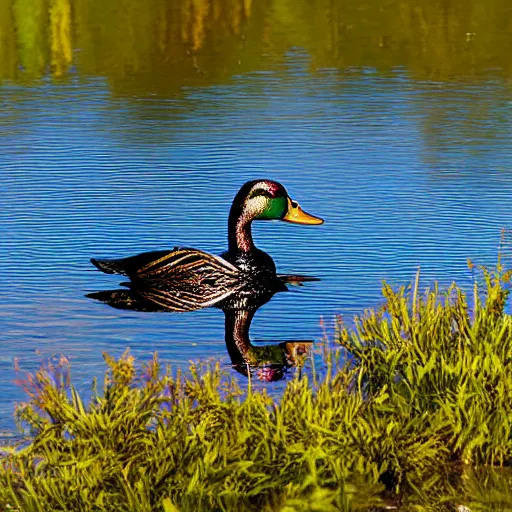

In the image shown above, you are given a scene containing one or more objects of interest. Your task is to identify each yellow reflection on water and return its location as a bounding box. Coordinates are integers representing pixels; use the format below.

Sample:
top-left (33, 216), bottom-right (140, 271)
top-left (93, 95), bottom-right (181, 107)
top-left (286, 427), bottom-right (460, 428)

top-left (1, 0), bottom-right (512, 87)
top-left (49, 0), bottom-right (72, 76)
top-left (11, 0), bottom-right (48, 77)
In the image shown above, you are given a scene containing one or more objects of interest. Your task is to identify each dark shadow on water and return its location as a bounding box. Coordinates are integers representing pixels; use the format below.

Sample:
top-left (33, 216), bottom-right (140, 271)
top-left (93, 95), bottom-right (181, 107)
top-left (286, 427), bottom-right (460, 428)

top-left (87, 274), bottom-right (319, 382)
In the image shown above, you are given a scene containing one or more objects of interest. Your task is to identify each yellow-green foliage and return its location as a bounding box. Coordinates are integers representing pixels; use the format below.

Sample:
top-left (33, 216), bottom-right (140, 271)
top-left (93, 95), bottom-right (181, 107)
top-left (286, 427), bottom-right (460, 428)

top-left (339, 266), bottom-right (512, 468)
top-left (2, 267), bottom-right (512, 511)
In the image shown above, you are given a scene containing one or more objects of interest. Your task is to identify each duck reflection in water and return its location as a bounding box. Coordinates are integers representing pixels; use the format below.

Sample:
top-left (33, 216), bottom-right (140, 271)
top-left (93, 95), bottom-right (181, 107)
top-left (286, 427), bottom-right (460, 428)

top-left (223, 304), bottom-right (313, 382)
top-left (87, 275), bottom-right (317, 382)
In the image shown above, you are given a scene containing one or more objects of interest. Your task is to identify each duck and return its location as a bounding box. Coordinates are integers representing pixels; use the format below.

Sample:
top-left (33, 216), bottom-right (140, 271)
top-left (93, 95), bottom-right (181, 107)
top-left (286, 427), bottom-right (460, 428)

top-left (90, 179), bottom-right (323, 311)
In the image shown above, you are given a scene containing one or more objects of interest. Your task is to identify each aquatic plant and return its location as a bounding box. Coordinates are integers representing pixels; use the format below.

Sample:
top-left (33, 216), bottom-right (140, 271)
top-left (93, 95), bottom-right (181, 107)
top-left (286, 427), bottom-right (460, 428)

top-left (2, 266), bottom-right (512, 511)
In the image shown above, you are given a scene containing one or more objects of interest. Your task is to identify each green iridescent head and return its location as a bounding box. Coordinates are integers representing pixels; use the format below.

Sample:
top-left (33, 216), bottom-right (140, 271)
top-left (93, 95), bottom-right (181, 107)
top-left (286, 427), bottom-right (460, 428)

top-left (232, 180), bottom-right (324, 224)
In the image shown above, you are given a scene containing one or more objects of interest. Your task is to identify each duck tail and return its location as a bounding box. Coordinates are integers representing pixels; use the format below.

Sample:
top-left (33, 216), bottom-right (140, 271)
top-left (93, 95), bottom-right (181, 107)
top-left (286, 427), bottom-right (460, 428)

top-left (90, 258), bottom-right (128, 276)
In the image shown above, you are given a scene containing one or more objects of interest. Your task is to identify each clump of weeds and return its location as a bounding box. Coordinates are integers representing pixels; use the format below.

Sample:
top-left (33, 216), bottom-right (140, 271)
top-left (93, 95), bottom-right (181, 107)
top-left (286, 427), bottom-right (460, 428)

top-left (2, 263), bottom-right (512, 511)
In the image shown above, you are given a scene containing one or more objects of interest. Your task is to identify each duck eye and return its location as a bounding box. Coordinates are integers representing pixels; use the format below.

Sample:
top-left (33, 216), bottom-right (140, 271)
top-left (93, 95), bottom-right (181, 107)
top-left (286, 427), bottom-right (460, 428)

top-left (291, 200), bottom-right (298, 208)
top-left (250, 188), bottom-right (274, 199)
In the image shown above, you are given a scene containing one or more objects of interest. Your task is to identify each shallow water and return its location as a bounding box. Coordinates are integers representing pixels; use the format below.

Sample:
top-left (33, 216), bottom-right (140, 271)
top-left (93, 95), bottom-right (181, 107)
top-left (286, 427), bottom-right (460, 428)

top-left (1, 0), bottom-right (512, 435)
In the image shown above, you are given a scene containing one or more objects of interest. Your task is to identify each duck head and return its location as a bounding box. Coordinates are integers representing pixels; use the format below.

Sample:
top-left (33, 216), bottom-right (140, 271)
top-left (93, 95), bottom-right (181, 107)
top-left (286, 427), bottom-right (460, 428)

top-left (228, 179), bottom-right (323, 253)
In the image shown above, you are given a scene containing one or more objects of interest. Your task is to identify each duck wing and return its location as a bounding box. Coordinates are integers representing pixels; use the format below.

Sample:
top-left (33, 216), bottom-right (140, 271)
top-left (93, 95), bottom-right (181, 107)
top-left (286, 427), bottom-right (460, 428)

top-left (135, 248), bottom-right (239, 281)
top-left (91, 248), bottom-right (240, 281)
top-left (91, 250), bottom-right (174, 277)
top-left (90, 248), bottom-right (242, 312)
top-left (136, 249), bottom-right (242, 310)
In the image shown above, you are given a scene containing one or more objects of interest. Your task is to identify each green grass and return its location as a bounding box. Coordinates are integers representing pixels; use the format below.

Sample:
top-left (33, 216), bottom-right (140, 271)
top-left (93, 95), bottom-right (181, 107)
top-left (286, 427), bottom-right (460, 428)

top-left (2, 265), bottom-right (512, 511)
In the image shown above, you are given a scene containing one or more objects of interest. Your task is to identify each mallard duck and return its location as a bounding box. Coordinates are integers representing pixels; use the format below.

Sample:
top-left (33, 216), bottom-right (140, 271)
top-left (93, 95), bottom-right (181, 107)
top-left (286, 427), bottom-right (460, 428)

top-left (90, 179), bottom-right (323, 311)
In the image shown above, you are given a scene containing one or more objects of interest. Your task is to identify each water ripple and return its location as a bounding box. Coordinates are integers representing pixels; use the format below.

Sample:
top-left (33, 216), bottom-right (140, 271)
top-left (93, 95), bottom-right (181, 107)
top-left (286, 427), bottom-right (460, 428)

top-left (1, 63), bottom-right (512, 433)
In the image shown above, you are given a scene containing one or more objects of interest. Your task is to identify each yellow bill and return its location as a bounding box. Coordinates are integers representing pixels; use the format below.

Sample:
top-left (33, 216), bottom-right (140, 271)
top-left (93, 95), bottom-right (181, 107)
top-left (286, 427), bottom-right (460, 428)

top-left (283, 197), bottom-right (324, 225)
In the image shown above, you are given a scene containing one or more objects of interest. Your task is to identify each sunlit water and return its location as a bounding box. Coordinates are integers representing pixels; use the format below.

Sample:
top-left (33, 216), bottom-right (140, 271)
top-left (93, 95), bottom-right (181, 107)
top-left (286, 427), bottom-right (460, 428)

top-left (1, 0), bottom-right (512, 436)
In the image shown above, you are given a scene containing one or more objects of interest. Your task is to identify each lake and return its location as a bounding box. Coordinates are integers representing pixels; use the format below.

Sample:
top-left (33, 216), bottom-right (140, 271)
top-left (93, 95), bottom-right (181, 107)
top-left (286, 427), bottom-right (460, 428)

top-left (1, 0), bottom-right (512, 436)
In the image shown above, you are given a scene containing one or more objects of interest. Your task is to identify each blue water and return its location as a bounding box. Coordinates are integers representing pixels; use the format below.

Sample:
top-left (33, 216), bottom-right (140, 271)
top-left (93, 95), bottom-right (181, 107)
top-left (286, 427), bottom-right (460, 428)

top-left (2, 57), bottom-right (512, 435)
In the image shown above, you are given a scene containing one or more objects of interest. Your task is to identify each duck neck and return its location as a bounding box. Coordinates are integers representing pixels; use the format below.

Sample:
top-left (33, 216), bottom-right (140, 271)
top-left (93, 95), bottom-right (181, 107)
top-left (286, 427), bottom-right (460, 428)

top-left (228, 206), bottom-right (255, 254)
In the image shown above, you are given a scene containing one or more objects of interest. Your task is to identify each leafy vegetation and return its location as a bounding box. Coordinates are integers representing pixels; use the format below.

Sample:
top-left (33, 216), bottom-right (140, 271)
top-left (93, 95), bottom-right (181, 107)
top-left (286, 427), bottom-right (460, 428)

top-left (2, 264), bottom-right (512, 511)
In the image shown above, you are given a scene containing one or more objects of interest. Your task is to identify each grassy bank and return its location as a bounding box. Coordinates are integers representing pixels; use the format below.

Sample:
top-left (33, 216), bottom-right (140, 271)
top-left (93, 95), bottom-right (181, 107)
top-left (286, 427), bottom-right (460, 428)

top-left (2, 266), bottom-right (512, 511)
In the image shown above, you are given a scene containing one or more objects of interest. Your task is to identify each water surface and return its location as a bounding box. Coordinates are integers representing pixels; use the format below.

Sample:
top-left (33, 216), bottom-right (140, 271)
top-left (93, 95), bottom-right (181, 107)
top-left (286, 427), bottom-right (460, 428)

top-left (1, 0), bottom-right (512, 435)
